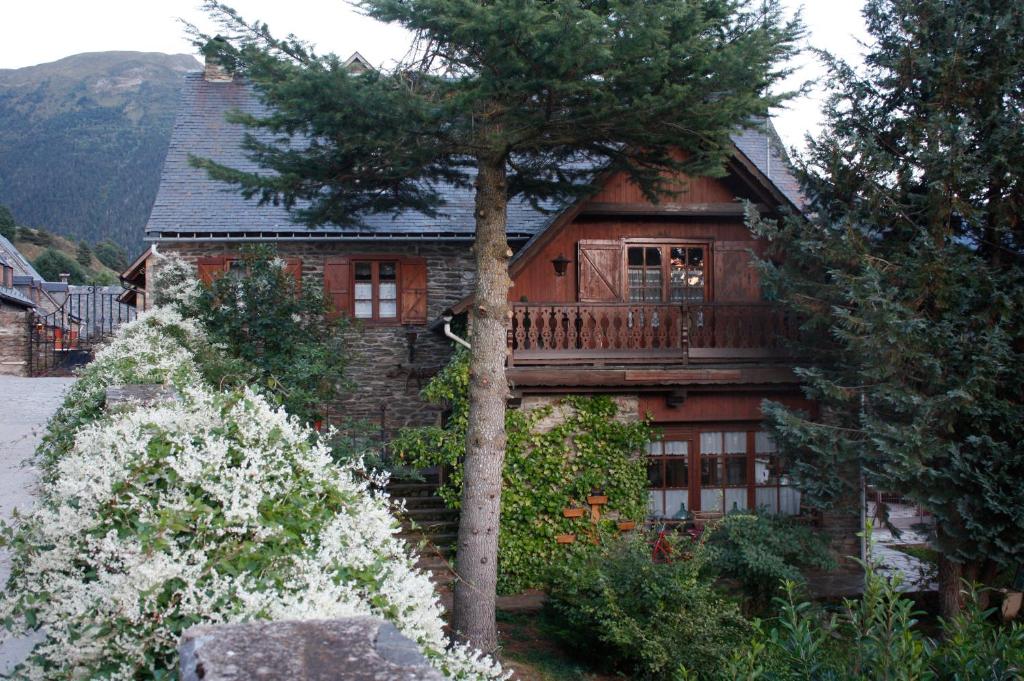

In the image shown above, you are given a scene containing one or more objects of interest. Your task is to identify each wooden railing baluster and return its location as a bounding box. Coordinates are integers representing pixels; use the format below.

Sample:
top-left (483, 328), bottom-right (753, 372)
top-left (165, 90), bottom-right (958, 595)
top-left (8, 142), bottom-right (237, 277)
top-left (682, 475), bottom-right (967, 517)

top-left (506, 302), bottom-right (796, 365)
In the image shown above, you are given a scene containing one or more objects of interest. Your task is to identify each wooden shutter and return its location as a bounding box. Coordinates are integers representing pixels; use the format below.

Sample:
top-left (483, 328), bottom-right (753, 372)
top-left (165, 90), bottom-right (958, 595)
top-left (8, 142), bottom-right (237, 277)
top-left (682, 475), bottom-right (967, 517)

top-left (400, 257), bottom-right (428, 325)
top-left (284, 258), bottom-right (303, 293)
top-left (713, 241), bottom-right (760, 302)
top-left (323, 257), bottom-right (351, 320)
top-left (577, 240), bottom-right (623, 302)
top-left (197, 257), bottom-right (227, 285)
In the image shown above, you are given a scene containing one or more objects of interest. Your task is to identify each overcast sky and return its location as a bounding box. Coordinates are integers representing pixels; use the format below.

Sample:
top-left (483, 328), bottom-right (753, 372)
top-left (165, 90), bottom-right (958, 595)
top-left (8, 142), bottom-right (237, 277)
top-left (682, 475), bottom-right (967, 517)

top-left (0, 0), bottom-right (871, 155)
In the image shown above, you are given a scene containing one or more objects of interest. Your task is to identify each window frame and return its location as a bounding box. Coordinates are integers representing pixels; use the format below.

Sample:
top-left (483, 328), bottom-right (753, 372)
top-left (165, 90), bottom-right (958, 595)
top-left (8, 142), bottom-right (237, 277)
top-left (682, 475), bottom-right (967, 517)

top-left (351, 257), bottom-right (401, 324)
top-left (646, 423), bottom-right (799, 518)
top-left (622, 238), bottom-right (713, 303)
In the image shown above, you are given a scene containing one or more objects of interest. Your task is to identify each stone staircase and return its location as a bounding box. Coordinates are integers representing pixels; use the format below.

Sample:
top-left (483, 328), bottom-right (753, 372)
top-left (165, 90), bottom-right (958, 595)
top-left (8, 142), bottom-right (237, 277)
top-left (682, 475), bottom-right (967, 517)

top-left (387, 480), bottom-right (459, 591)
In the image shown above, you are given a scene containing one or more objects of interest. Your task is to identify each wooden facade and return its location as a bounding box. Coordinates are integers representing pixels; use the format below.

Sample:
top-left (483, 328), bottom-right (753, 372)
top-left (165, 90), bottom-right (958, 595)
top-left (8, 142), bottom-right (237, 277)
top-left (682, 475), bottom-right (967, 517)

top-left (500, 164), bottom-right (812, 519)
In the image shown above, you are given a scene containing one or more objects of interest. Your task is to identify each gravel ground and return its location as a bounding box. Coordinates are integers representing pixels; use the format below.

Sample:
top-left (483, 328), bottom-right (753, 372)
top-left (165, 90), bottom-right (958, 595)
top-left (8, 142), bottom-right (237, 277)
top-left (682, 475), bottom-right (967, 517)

top-left (0, 376), bottom-right (75, 675)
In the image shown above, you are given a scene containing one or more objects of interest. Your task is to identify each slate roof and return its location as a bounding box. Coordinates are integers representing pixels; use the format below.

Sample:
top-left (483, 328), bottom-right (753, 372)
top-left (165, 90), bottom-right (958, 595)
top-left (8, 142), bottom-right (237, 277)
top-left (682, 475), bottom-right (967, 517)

top-left (0, 284), bottom-right (35, 308)
top-left (0, 234), bottom-right (46, 282)
top-left (146, 73), bottom-right (802, 242)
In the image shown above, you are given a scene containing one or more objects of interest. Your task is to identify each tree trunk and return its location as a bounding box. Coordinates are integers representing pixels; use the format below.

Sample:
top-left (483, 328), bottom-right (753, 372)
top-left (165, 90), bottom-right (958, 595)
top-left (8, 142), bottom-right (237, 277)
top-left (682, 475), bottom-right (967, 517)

top-left (452, 153), bottom-right (510, 652)
top-left (938, 554), bottom-right (964, 619)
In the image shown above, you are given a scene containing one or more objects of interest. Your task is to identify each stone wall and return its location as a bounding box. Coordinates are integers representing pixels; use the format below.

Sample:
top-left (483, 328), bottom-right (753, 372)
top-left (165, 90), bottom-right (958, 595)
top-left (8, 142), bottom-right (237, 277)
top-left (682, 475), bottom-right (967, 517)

top-left (520, 394), bottom-right (640, 433)
top-left (178, 617), bottom-right (444, 681)
top-left (159, 241), bottom-right (475, 437)
top-left (0, 302), bottom-right (31, 376)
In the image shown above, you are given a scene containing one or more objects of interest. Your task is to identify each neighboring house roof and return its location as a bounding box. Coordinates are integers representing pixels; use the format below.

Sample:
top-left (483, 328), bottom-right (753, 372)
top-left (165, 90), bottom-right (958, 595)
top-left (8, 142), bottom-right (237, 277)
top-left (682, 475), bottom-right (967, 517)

top-left (0, 284), bottom-right (35, 308)
top-left (146, 73), bottom-right (803, 242)
top-left (0, 234), bottom-right (47, 282)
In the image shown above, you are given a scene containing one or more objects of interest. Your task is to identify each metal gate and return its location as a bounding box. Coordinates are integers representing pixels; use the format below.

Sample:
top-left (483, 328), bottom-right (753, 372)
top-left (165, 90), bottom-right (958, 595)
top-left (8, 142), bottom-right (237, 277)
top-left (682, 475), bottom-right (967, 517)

top-left (29, 286), bottom-right (138, 376)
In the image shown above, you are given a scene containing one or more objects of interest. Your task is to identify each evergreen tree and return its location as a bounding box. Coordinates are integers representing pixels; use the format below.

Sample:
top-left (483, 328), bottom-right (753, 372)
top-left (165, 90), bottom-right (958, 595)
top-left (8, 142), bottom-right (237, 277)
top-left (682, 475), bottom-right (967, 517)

top-left (33, 248), bottom-right (88, 284)
top-left (193, 0), bottom-right (802, 649)
top-left (75, 241), bottom-right (93, 268)
top-left (94, 240), bottom-right (129, 272)
top-left (0, 204), bottom-right (15, 242)
top-left (754, 0), bottom-right (1024, 617)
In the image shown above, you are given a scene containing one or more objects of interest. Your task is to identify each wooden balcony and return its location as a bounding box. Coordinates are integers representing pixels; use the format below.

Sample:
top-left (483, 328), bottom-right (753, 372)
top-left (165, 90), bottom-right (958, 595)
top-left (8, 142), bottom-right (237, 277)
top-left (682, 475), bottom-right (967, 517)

top-left (507, 302), bottom-right (797, 367)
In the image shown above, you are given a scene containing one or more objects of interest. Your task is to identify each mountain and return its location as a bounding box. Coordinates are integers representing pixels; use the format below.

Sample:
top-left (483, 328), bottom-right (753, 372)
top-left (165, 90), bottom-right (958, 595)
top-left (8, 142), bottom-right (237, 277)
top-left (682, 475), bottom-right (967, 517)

top-left (0, 52), bottom-right (201, 254)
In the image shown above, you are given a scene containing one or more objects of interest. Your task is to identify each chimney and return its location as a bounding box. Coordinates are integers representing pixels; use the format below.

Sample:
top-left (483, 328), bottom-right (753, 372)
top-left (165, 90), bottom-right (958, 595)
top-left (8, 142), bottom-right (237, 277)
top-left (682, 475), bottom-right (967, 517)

top-left (203, 36), bottom-right (234, 83)
top-left (59, 272), bottom-right (70, 284)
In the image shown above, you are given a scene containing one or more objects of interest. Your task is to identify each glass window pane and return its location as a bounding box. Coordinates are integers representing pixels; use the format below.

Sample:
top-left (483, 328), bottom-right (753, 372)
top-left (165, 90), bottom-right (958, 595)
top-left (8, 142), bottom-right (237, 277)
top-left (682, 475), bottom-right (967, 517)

top-left (628, 247), bottom-right (644, 266)
top-left (649, 491), bottom-right (665, 517)
top-left (688, 248), bottom-right (704, 268)
top-left (644, 267), bottom-right (662, 301)
top-left (666, 459), bottom-right (688, 488)
top-left (647, 461), bottom-right (663, 487)
top-left (379, 300), bottom-right (397, 318)
top-left (701, 489), bottom-right (724, 513)
top-left (664, 440), bottom-right (688, 455)
top-left (646, 441), bottom-right (663, 455)
top-left (755, 455), bottom-right (777, 484)
top-left (380, 262), bottom-right (397, 280)
top-left (725, 488), bottom-right (748, 512)
top-left (355, 262), bottom-right (371, 280)
top-left (646, 247), bottom-right (661, 265)
top-left (665, 490), bottom-right (687, 518)
top-left (701, 457), bottom-right (722, 485)
top-left (700, 432), bottom-right (723, 454)
top-left (354, 282), bottom-right (373, 300)
top-left (755, 431), bottom-right (777, 453)
top-left (724, 431), bottom-right (747, 454)
top-left (354, 301), bottom-right (373, 318)
top-left (379, 282), bottom-right (397, 300)
top-left (726, 457), bottom-right (747, 485)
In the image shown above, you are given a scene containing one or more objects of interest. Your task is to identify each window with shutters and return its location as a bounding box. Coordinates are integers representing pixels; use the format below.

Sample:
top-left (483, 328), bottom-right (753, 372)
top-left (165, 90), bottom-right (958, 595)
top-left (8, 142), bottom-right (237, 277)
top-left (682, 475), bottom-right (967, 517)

top-left (197, 255), bottom-right (302, 290)
top-left (626, 243), bottom-right (708, 303)
top-left (353, 260), bottom-right (398, 320)
top-left (323, 256), bottom-right (428, 325)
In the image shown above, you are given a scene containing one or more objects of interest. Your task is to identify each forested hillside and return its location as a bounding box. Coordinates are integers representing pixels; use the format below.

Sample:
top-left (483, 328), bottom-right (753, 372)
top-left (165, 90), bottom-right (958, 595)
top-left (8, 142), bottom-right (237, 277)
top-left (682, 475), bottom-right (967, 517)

top-left (0, 52), bottom-right (200, 253)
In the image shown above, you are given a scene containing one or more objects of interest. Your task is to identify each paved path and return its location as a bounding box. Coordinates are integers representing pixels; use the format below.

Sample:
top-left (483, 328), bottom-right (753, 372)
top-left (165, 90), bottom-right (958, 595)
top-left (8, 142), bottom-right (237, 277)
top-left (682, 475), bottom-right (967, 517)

top-left (0, 376), bottom-right (76, 676)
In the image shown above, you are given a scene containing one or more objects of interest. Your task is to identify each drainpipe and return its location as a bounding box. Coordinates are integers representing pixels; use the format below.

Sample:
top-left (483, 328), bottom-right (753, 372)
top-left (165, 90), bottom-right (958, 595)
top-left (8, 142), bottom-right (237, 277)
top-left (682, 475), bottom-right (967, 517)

top-left (441, 309), bottom-right (470, 349)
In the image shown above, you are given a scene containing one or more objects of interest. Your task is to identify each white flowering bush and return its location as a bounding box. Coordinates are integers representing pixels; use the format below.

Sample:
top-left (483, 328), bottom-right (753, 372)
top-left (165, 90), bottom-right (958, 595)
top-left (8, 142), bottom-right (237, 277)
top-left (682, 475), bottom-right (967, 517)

top-left (1, 265), bottom-right (505, 680)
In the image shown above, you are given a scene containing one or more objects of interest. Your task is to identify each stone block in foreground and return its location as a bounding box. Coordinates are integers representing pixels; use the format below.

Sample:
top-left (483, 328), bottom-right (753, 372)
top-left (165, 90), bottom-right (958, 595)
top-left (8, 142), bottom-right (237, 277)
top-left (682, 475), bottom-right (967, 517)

top-left (178, 617), bottom-right (444, 681)
top-left (105, 384), bottom-right (180, 409)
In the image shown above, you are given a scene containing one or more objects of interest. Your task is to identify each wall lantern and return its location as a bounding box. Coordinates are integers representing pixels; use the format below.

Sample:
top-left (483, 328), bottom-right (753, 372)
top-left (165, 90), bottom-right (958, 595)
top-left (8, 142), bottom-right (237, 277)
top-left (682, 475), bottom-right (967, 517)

top-left (551, 253), bottom-right (571, 277)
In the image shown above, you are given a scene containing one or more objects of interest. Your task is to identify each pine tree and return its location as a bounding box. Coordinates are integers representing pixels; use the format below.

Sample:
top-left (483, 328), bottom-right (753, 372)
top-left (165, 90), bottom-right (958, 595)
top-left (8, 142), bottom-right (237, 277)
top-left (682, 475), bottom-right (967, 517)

top-left (754, 0), bottom-right (1024, 617)
top-left (0, 204), bottom-right (15, 242)
top-left (192, 0), bottom-right (802, 649)
top-left (76, 241), bottom-right (93, 269)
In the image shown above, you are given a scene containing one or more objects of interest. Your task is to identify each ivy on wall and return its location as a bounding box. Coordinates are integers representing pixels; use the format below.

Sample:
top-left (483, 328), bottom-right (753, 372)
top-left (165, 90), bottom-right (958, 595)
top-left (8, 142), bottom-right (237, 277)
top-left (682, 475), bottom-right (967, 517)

top-left (392, 351), bottom-right (654, 594)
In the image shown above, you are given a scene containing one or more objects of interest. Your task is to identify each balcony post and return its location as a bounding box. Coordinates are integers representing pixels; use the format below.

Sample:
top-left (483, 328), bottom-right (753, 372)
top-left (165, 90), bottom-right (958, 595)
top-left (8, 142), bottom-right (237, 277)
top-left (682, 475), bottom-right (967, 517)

top-left (506, 321), bottom-right (515, 367)
top-left (680, 303), bottom-right (689, 365)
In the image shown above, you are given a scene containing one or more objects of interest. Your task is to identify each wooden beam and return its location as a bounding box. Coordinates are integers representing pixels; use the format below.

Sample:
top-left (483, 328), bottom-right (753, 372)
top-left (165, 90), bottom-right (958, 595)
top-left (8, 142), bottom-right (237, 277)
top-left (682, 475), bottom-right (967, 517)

top-left (506, 365), bottom-right (798, 387)
top-left (579, 201), bottom-right (766, 217)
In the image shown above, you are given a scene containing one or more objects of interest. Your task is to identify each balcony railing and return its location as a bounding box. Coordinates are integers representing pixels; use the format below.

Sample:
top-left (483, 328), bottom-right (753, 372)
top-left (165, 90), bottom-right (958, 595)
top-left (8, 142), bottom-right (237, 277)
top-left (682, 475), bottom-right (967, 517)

top-left (507, 302), bottom-right (797, 366)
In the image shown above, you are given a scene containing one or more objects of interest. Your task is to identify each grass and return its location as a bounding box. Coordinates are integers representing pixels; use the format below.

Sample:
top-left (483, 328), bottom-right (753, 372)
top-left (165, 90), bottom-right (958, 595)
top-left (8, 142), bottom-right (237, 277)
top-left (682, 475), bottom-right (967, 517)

top-left (496, 611), bottom-right (617, 681)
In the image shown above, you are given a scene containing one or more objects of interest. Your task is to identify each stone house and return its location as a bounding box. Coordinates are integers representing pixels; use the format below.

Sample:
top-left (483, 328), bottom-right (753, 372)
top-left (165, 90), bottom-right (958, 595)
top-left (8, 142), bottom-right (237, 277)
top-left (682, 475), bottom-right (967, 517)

top-left (133, 56), bottom-right (856, 553)
top-left (0, 254), bottom-right (35, 376)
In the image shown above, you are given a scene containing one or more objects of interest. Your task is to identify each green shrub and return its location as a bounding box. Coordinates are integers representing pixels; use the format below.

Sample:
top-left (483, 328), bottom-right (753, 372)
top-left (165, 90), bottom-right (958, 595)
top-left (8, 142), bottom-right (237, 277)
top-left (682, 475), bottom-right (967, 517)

top-left (0, 204), bottom-right (15, 241)
top-left (1, 272), bottom-right (506, 681)
top-left (546, 534), bottom-right (750, 679)
top-left (32, 247), bottom-right (87, 284)
top-left (704, 512), bottom-right (835, 615)
top-left (725, 537), bottom-right (1024, 680)
top-left (393, 352), bottom-right (653, 593)
top-left (94, 239), bottom-right (129, 271)
top-left (179, 245), bottom-right (351, 424)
